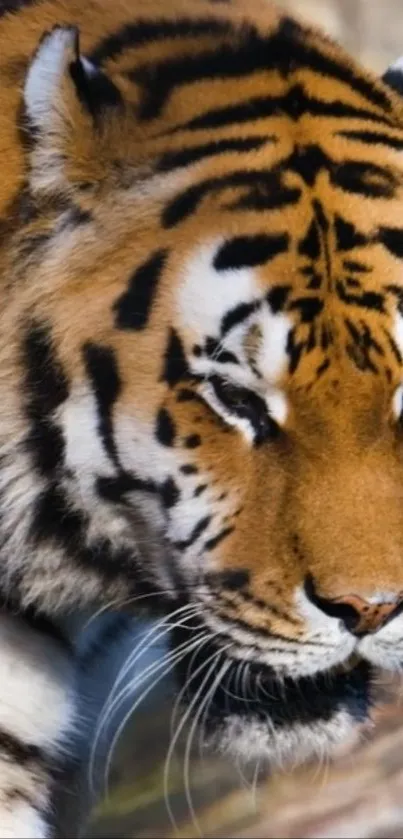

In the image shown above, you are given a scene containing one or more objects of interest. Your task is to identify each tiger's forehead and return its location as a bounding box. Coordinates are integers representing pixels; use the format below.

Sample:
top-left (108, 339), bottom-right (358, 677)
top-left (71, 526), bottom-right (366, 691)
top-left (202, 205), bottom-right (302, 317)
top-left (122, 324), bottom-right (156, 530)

top-left (177, 212), bottom-right (403, 396)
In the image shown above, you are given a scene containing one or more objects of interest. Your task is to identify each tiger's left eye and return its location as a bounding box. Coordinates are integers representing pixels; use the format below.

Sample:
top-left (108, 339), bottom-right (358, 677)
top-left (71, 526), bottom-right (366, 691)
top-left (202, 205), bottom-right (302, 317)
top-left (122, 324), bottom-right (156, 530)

top-left (208, 375), bottom-right (280, 445)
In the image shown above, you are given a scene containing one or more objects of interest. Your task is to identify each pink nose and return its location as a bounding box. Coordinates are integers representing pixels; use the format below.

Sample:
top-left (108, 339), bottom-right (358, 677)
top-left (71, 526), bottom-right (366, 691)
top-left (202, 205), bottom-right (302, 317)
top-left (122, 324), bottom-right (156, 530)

top-left (331, 594), bottom-right (401, 635)
top-left (305, 576), bottom-right (403, 635)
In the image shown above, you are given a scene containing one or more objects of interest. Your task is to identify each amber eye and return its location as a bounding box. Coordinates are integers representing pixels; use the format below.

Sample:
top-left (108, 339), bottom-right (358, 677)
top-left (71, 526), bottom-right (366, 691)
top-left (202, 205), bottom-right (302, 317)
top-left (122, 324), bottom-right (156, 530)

top-left (208, 375), bottom-right (280, 445)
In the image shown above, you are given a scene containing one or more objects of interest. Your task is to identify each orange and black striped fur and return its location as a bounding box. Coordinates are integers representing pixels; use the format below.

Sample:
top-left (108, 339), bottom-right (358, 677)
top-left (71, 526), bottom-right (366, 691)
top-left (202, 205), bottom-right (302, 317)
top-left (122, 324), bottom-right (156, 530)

top-left (3, 0), bottom-right (403, 833)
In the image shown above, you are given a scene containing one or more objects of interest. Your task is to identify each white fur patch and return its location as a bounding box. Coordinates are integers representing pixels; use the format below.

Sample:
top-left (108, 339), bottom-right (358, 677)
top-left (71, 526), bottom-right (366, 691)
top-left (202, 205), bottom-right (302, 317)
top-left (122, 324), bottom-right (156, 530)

top-left (0, 802), bottom-right (49, 839)
top-left (0, 614), bottom-right (74, 838)
top-left (209, 707), bottom-right (358, 770)
top-left (256, 307), bottom-right (292, 382)
top-left (394, 312), bottom-right (403, 358)
top-left (0, 614), bottom-right (74, 752)
top-left (392, 383), bottom-right (403, 420)
top-left (177, 242), bottom-right (292, 441)
top-left (178, 242), bottom-right (258, 346)
top-left (24, 27), bottom-right (76, 129)
top-left (266, 388), bottom-right (288, 426)
top-left (60, 384), bottom-right (113, 488)
top-left (358, 610), bottom-right (403, 670)
top-left (23, 26), bottom-right (87, 195)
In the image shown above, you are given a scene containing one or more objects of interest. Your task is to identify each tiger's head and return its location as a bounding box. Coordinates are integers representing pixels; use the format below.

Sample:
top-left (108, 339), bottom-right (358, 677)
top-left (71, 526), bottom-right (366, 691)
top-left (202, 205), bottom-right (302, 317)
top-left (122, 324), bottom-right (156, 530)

top-left (3, 0), bottom-right (403, 768)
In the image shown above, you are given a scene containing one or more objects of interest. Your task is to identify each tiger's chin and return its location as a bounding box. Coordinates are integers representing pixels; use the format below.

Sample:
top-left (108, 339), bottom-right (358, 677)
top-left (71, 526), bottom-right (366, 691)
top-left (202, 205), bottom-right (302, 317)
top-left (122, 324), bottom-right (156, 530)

top-left (173, 634), bottom-right (373, 770)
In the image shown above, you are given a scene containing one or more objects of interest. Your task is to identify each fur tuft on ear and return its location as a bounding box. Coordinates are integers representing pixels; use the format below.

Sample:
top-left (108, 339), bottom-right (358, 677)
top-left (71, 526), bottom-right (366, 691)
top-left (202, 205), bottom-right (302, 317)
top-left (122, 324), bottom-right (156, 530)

top-left (23, 25), bottom-right (122, 194)
top-left (24, 25), bottom-right (79, 135)
top-left (383, 57), bottom-right (403, 97)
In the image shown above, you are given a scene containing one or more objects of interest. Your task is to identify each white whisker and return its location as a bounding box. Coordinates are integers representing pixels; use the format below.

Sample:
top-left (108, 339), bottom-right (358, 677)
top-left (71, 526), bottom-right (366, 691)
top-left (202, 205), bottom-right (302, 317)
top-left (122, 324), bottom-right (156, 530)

top-left (110, 603), bottom-right (200, 695)
top-left (164, 642), bottom-right (232, 836)
top-left (183, 659), bottom-right (231, 838)
top-left (101, 631), bottom-right (210, 799)
top-left (88, 604), bottom-right (201, 794)
top-left (169, 634), bottom-right (214, 740)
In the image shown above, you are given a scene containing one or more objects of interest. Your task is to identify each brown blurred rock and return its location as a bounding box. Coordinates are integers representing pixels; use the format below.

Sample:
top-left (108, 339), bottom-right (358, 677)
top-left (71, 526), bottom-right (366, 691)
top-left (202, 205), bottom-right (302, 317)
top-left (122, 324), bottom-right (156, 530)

top-left (277, 0), bottom-right (403, 73)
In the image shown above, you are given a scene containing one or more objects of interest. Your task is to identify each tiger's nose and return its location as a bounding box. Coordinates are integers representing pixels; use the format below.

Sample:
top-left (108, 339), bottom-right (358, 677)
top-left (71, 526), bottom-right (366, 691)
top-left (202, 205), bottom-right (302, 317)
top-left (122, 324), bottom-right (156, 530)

top-left (304, 576), bottom-right (403, 635)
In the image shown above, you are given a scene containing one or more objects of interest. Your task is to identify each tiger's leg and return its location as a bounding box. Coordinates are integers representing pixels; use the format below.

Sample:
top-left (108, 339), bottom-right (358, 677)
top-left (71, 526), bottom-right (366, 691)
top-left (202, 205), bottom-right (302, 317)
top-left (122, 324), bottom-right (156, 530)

top-left (0, 612), bottom-right (75, 838)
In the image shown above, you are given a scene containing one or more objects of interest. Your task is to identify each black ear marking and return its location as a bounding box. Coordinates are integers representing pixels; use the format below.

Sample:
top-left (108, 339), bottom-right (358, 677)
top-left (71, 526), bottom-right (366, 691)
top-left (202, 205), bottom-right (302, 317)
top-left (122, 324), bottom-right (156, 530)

top-left (383, 61), bottom-right (403, 97)
top-left (69, 39), bottom-right (122, 119)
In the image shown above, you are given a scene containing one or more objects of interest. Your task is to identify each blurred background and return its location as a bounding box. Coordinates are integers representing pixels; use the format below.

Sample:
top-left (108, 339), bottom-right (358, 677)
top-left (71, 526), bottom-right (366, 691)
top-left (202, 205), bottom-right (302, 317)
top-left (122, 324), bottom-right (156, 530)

top-left (76, 3), bottom-right (403, 838)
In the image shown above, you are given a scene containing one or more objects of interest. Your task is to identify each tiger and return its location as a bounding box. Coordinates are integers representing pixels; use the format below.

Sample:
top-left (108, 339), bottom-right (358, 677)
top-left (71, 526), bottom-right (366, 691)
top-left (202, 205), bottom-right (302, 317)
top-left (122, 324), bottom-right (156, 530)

top-left (2, 0), bottom-right (403, 834)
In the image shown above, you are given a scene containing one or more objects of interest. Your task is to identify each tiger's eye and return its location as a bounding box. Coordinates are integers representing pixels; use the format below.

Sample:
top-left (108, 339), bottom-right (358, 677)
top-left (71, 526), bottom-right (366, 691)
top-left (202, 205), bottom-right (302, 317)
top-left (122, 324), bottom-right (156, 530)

top-left (209, 375), bottom-right (280, 445)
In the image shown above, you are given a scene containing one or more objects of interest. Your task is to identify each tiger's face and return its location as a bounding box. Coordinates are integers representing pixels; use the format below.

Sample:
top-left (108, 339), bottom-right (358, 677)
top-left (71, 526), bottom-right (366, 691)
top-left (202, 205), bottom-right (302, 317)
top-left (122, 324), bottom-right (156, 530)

top-left (4, 0), bottom-right (403, 768)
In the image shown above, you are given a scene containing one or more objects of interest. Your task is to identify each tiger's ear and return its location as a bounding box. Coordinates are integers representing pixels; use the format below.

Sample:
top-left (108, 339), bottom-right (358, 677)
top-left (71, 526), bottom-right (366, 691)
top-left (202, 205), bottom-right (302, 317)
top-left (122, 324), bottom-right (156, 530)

top-left (382, 57), bottom-right (403, 97)
top-left (23, 25), bottom-right (122, 194)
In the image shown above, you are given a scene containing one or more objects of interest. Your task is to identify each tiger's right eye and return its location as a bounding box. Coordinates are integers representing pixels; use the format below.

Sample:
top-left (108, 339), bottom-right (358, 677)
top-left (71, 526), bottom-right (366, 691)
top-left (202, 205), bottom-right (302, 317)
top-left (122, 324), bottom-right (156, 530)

top-left (201, 375), bottom-right (280, 446)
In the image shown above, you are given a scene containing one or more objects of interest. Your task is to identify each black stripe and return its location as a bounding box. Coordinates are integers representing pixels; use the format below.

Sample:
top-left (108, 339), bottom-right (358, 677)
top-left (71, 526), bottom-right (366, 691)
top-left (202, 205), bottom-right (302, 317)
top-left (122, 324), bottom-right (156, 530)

top-left (336, 281), bottom-right (385, 312)
top-left (18, 233), bottom-right (51, 262)
top-left (211, 607), bottom-right (293, 645)
top-left (345, 318), bottom-right (383, 355)
top-left (155, 407), bottom-right (176, 447)
top-left (161, 328), bottom-right (190, 387)
top-left (180, 464), bottom-right (198, 475)
top-left (96, 473), bottom-right (157, 503)
top-left (0, 728), bottom-right (44, 767)
top-left (29, 483), bottom-right (140, 582)
top-left (286, 328), bottom-right (304, 375)
top-left (382, 327), bottom-right (402, 365)
top-left (114, 250), bottom-right (167, 330)
top-left (331, 161), bottom-right (397, 199)
top-left (299, 219), bottom-right (321, 260)
top-left (343, 260), bottom-right (371, 274)
top-left (335, 215), bottom-right (368, 252)
top-left (204, 525), bottom-right (234, 551)
top-left (174, 515), bottom-right (211, 550)
top-left (89, 18), bottom-right (232, 65)
top-left (379, 227), bottom-right (403, 259)
top-left (130, 31), bottom-right (269, 120)
top-left (289, 296), bottom-right (324, 322)
top-left (129, 24), bottom-right (391, 121)
top-left (22, 322), bottom-right (69, 476)
top-left (69, 58), bottom-right (122, 118)
top-left (0, 0), bottom-right (40, 17)
top-left (184, 433), bottom-right (201, 448)
top-left (206, 569), bottom-right (250, 590)
top-left (214, 233), bottom-right (289, 271)
top-left (236, 589), bottom-right (301, 625)
top-left (286, 144), bottom-right (330, 187)
top-left (275, 17), bottom-right (391, 112)
top-left (171, 91), bottom-right (396, 134)
top-left (204, 337), bottom-right (239, 365)
top-left (194, 483), bottom-right (208, 498)
top-left (161, 476), bottom-right (180, 509)
top-left (267, 285), bottom-right (291, 313)
top-left (163, 170), bottom-right (300, 228)
top-left (220, 301), bottom-right (260, 336)
top-left (83, 343), bottom-right (121, 468)
top-left (337, 129), bottom-right (403, 151)
top-left (156, 136), bottom-right (268, 173)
